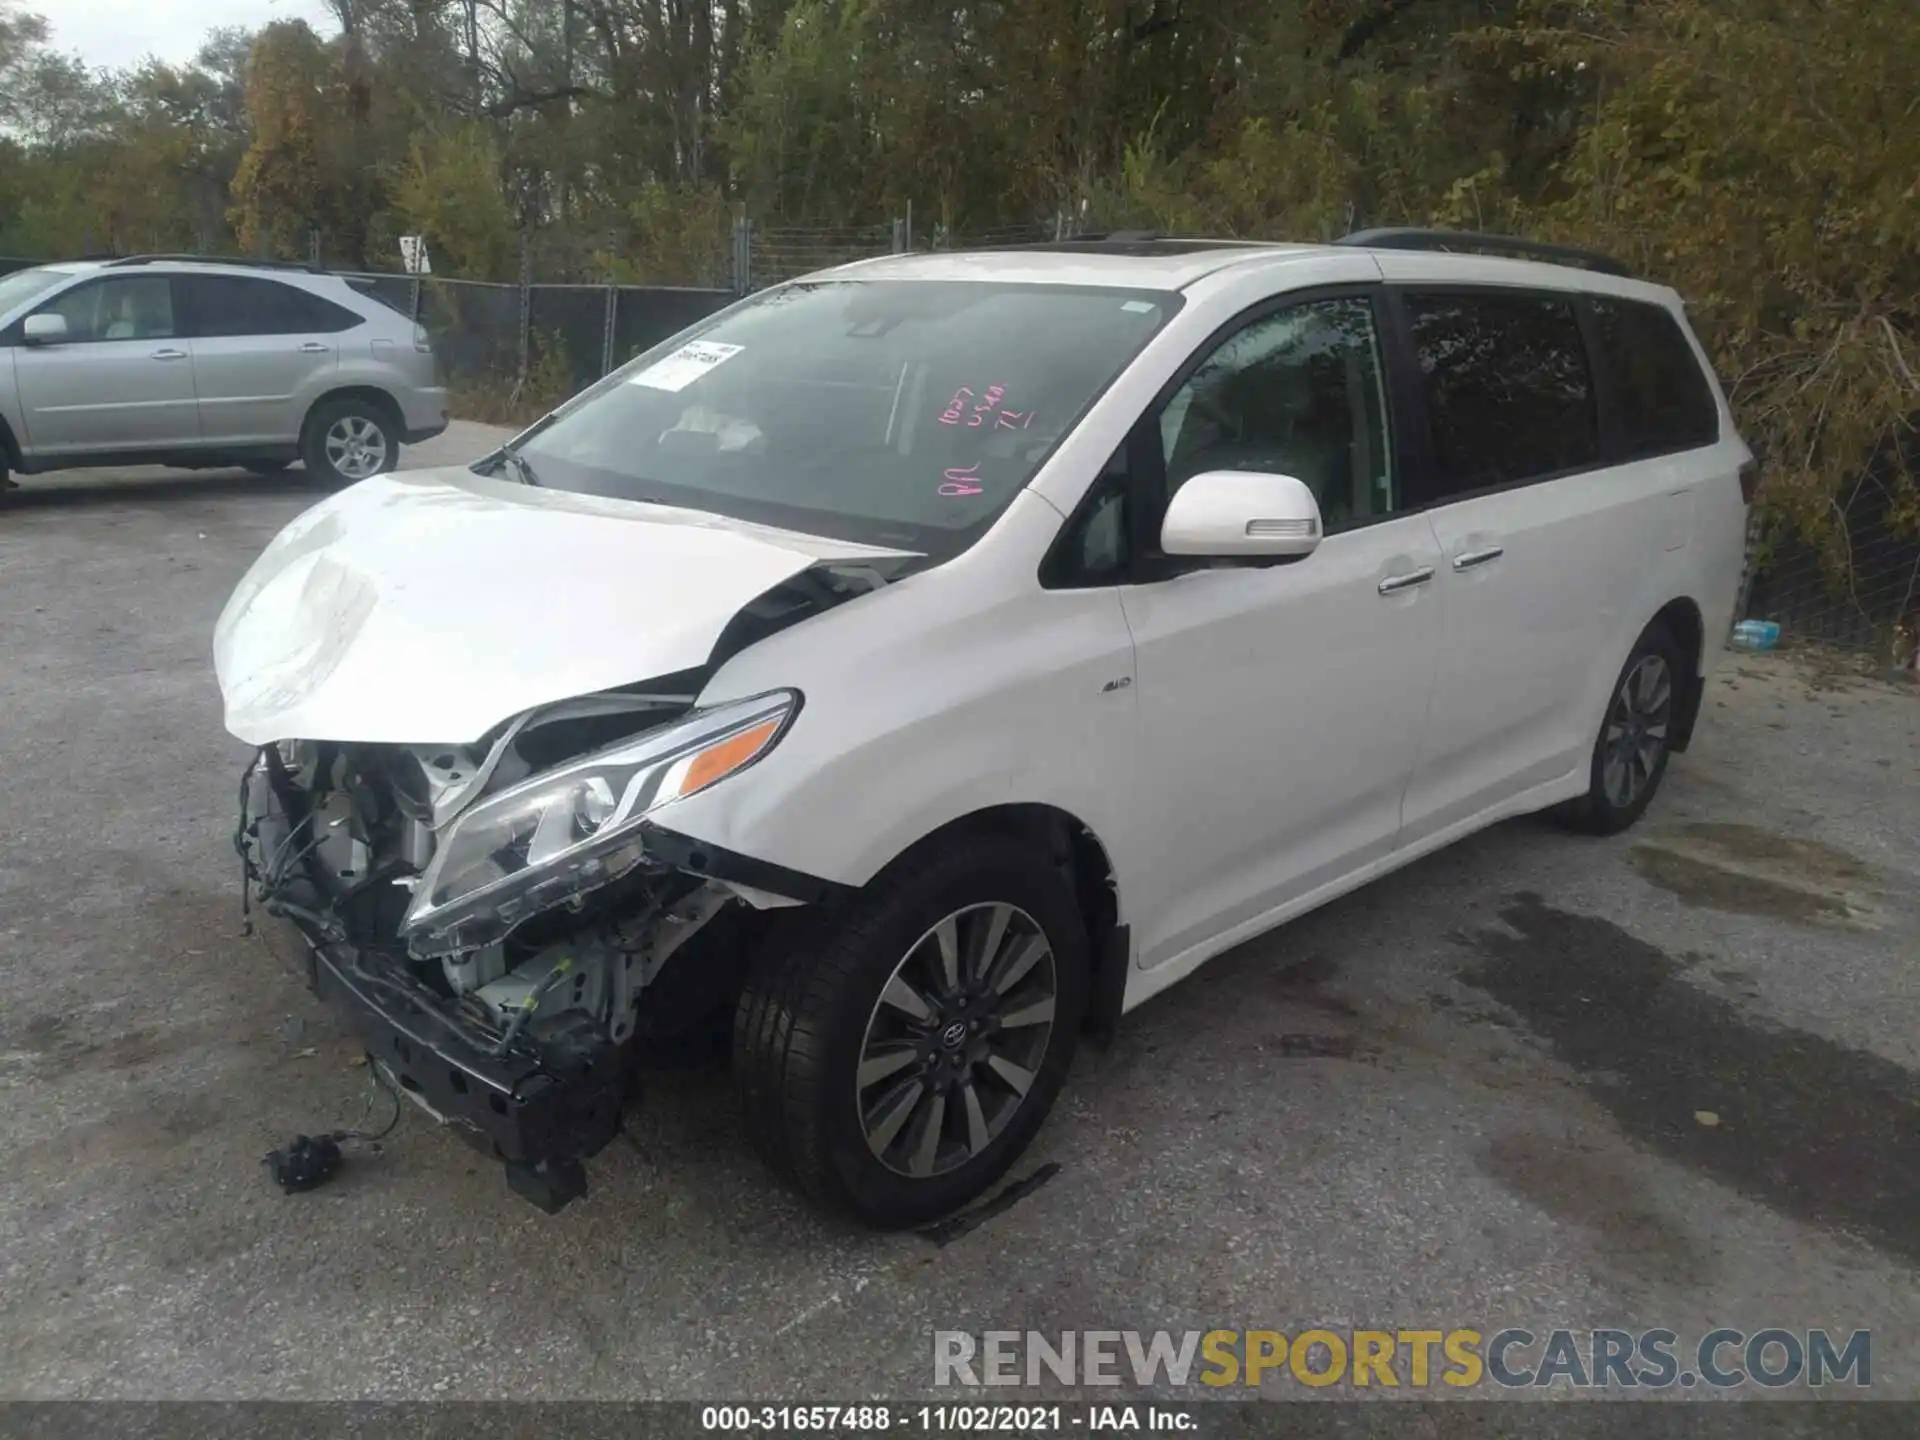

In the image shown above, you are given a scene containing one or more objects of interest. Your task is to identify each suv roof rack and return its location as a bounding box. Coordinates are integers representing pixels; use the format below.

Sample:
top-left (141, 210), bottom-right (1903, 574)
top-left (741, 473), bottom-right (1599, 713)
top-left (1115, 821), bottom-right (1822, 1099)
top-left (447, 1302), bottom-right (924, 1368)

top-left (101, 254), bottom-right (328, 274)
top-left (975, 234), bottom-right (1283, 257)
top-left (1334, 228), bottom-right (1632, 278)
top-left (972, 230), bottom-right (1164, 247)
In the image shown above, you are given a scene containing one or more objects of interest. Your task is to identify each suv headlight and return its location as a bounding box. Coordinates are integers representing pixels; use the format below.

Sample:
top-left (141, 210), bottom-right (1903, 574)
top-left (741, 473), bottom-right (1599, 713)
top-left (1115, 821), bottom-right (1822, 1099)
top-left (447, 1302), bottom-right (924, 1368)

top-left (401, 690), bottom-right (797, 951)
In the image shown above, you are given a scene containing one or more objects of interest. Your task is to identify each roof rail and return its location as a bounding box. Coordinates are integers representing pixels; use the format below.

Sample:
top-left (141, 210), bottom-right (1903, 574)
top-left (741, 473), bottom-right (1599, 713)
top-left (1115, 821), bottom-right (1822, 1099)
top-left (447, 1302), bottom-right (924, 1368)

top-left (1334, 228), bottom-right (1632, 278)
top-left (101, 254), bottom-right (328, 274)
top-left (973, 230), bottom-right (1159, 249)
top-left (974, 234), bottom-right (1280, 257)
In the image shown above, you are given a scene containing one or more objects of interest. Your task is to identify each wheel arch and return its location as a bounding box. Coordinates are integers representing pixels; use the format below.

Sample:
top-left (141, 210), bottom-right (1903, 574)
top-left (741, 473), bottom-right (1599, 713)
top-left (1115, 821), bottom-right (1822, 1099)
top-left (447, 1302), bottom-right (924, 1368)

top-left (301, 385), bottom-right (404, 441)
top-left (1649, 595), bottom-right (1706, 751)
top-left (864, 803), bottom-right (1129, 1046)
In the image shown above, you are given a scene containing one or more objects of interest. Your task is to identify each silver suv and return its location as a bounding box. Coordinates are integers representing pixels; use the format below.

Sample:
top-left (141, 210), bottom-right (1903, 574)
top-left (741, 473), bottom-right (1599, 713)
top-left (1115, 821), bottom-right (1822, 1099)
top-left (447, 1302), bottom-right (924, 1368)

top-left (0, 255), bottom-right (447, 490)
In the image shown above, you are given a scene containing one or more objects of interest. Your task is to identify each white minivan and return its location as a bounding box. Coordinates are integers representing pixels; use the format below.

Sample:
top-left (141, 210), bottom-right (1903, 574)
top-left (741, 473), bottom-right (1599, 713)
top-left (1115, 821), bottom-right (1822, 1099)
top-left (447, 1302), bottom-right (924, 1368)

top-left (217, 230), bottom-right (1753, 1225)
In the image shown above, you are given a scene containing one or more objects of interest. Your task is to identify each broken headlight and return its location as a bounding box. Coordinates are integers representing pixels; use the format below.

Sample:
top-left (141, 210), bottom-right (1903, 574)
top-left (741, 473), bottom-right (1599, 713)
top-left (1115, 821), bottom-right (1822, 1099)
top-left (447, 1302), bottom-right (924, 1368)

top-left (401, 690), bottom-right (797, 951)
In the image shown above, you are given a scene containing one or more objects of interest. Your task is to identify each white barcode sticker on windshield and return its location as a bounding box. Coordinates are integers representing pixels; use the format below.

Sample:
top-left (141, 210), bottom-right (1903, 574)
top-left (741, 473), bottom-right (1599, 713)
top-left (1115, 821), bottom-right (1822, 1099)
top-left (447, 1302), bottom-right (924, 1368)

top-left (628, 341), bottom-right (744, 392)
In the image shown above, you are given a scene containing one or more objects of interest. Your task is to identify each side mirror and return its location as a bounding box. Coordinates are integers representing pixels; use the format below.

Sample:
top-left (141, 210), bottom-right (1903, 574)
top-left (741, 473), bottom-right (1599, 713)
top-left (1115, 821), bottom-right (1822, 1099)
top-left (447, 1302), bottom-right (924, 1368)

top-left (22, 313), bottom-right (69, 346)
top-left (1160, 470), bottom-right (1323, 560)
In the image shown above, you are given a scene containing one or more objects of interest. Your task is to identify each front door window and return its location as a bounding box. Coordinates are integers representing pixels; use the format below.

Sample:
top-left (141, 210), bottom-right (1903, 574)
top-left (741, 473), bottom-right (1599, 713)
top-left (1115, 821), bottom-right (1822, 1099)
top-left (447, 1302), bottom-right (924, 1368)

top-left (1156, 297), bottom-right (1394, 531)
top-left (38, 277), bottom-right (177, 343)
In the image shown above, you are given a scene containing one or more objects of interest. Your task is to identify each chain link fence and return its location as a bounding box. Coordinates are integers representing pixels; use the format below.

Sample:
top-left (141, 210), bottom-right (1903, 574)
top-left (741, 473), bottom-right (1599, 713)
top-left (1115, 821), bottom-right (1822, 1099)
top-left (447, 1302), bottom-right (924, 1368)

top-left (731, 213), bottom-right (1067, 290)
top-left (319, 212), bottom-right (1078, 417)
top-left (1742, 445), bottom-right (1920, 661)
top-left (747, 222), bottom-right (899, 287)
top-left (333, 271), bottom-right (735, 418)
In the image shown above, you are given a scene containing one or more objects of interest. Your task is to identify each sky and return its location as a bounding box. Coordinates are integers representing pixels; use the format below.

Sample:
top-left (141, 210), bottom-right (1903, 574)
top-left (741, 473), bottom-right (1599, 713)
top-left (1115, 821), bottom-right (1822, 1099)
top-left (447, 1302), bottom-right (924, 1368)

top-left (44, 0), bottom-right (335, 71)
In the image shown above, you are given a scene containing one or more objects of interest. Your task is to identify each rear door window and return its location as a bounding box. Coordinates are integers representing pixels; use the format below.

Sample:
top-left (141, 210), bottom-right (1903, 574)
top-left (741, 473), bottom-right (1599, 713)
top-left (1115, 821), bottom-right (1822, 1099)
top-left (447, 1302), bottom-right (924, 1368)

top-left (185, 275), bottom-right (362, 337)
top-left (1587, 296), bottom-right (1719, 458)
top-left (1403, 290), bottom-right (1600, 498)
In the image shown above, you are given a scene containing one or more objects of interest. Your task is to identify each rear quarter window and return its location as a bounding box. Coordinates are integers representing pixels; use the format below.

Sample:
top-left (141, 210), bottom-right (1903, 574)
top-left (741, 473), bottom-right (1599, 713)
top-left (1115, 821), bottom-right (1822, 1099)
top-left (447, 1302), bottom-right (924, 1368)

top-left (1588, 296), bottom-right (1720, 459)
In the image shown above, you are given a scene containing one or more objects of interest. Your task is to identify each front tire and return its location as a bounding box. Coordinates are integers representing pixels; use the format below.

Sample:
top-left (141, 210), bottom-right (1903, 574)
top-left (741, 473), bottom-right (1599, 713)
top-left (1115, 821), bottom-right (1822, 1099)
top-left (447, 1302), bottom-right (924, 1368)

top-left (1559, 621), bottom-right (1683, 835)
top-left (300, 397), bottom-right (398, 486)
top-left (734, 835), bottom-right (1088, 1228)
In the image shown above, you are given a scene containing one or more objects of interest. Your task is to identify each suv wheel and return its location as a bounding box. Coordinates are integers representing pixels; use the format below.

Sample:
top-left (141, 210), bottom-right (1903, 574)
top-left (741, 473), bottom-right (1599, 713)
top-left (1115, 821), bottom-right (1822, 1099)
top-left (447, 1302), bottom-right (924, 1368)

top-left (1559, 621), bottom-right (1683, 835)
top-left (301, 397), bottom-right (397, 486)
top-left (735, 835), bottom-right (1087, 1228)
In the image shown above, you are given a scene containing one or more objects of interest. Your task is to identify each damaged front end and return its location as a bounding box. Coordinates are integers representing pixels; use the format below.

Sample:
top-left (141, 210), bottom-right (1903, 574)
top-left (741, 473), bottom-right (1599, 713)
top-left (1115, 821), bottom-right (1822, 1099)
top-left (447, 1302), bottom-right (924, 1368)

top-left (237, 686), bottom-right (807, 1212)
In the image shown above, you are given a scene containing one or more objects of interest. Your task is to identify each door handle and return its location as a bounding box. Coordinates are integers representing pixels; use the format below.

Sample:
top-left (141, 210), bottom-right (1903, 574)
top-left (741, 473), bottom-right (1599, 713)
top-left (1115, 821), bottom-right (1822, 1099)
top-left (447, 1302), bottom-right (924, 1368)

top-left (1377, 567), bottom-right (1435, 595)
top-left (149, 348), bottom-right (188, 361)
top-left (298, 342), bottom-right (330, 354)
top-left (1452, 546), bottom-right (1505, 571)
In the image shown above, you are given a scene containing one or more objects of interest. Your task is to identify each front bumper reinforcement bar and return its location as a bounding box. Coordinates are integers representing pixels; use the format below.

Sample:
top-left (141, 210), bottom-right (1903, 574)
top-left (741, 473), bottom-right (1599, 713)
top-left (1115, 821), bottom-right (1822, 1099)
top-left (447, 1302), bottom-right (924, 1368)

top-left (267, 915), bottom-right (624, 1213)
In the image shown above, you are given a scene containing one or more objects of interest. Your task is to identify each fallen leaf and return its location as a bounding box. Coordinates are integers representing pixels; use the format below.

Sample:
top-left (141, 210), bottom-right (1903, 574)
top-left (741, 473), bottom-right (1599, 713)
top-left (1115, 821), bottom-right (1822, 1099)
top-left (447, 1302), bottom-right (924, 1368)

top-left (293, 1046), bottom-right (318, 1059)
top-left (1694, 1109), bottom-right (1721, 1127)
top-left (347, 1055), bottom-right (367, 1068)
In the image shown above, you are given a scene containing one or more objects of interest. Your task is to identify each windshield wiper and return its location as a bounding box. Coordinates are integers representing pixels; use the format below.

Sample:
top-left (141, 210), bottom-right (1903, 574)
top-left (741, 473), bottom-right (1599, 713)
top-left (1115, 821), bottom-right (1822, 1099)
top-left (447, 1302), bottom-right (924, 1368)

top-left (478, 445), bottom-right (541, 487)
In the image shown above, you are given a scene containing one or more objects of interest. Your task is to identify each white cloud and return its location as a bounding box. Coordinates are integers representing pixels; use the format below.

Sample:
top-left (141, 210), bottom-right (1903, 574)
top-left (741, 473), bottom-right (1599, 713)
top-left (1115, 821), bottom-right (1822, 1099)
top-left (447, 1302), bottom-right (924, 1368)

top-left (43, 0), bottom-right (336, 71)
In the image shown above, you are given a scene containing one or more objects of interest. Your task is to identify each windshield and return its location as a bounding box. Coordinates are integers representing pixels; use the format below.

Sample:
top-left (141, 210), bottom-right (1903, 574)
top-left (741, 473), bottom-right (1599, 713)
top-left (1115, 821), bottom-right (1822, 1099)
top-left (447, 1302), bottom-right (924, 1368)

top-left (0, 266), bottom-right (75, 321)
top-left (513, 280), bottom-right (1181, 554)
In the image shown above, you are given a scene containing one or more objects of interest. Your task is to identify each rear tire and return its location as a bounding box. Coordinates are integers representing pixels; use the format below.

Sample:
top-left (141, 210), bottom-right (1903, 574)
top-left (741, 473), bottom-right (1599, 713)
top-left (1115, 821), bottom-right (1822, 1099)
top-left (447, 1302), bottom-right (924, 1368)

top-left (734, 835), bottom-right (1087, 1229)
top-left (300, 396), bottom-right (398, 487)
top-left (1558, 621), bottom-right (1683, 835)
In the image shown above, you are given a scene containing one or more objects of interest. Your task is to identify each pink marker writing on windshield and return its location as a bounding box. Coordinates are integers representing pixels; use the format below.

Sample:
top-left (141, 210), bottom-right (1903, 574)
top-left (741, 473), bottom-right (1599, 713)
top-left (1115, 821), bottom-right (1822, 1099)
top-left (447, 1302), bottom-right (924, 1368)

top-left (939, 463), bottom-right (984, 497)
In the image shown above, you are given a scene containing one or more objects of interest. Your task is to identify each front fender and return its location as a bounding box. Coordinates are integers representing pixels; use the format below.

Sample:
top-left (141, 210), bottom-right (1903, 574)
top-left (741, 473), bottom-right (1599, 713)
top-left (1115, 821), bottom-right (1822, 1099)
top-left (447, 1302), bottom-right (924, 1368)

top-left (658, 644), bottom-right (1139, 925)
top-left (654, 495), bottom-right (1144, 924)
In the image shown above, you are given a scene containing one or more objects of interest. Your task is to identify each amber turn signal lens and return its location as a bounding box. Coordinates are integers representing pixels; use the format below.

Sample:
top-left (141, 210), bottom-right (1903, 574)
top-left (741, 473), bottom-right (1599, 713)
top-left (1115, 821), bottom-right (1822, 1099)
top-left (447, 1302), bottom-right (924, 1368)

top-left (678, 717), bottom-right (783, 798)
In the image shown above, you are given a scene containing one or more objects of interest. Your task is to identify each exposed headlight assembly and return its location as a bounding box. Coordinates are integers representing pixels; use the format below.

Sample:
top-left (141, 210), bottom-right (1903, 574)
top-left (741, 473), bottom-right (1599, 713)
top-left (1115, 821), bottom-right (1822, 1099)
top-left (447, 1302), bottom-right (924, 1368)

top-left (401, 690), bottom-right (797, 953)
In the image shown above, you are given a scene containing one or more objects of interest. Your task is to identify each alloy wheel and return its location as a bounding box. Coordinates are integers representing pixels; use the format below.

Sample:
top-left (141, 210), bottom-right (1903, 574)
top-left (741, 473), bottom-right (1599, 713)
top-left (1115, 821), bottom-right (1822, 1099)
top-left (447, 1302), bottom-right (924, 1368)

top-left (855, 901), bottom-right (1058, 1179)
top-left (1601, 653), bottom-right (1672, 809)
top-left (324, 415), bottom-right (389, 480)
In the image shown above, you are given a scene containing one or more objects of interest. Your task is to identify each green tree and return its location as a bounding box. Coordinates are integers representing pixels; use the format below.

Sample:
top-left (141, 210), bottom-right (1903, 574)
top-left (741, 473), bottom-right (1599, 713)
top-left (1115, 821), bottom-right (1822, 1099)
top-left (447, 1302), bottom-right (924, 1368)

top-left (1529, 0), bottom-right (1920, 551)
top-left (388, 121), bottom-right (519, 278)
top-left (228, 20), bottom-right (375, 263)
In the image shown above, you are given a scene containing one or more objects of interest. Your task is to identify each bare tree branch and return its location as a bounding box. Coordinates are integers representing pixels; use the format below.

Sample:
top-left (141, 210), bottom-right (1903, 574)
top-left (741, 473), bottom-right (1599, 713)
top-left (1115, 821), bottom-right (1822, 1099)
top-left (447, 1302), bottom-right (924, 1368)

top-left (482, 82), bottom-right (598, 117)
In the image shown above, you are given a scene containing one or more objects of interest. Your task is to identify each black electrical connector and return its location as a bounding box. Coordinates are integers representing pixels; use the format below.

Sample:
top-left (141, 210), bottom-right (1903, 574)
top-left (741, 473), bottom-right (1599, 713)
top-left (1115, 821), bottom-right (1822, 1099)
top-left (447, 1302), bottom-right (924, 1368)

top-left (264, 1134), bottom-right (343, 1192)
top-left (262, 1058), bottom-right (404, 1197)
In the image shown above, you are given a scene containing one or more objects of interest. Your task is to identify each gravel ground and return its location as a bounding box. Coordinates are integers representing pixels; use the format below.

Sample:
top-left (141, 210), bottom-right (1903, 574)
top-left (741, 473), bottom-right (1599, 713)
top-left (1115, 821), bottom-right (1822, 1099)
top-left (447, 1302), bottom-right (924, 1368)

top-left (0, 431), bottom-right (1916, 1402)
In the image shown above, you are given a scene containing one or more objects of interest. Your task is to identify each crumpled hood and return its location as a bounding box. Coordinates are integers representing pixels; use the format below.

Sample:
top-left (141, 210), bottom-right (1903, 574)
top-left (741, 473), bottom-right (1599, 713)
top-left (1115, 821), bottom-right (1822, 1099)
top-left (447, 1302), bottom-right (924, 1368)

top-left (213, 466), bottom-right (914, 746)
